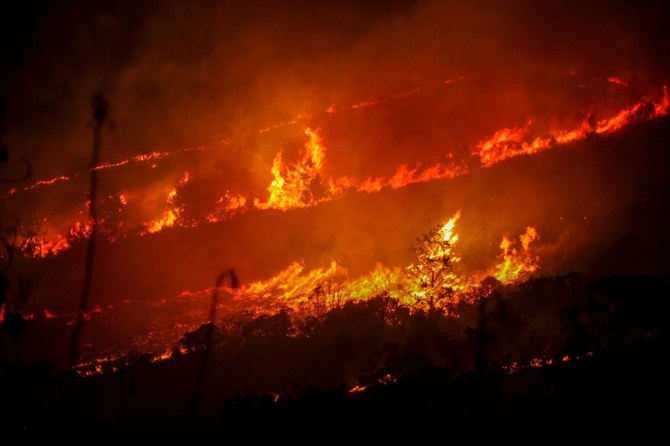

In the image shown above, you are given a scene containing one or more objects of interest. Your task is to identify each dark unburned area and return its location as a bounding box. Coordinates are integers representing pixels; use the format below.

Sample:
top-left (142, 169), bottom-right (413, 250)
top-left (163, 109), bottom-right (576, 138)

top-left (1, 272), bottom-right (667, 441)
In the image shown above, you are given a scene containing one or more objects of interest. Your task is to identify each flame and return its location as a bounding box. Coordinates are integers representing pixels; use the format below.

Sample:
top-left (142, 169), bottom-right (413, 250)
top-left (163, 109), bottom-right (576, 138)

top-left (325, 87), bottom-right (422, 114)
top-left (206, 191), bottom-right (248, 223)
top-left (358, 162), bottom-right (466, 193)
top-left (4, 147), bottom-right (207, 199)
top-left (258, 113), bottom-right (311, 134)
top-left (27, 175), bottom-right (71, 190)
top-left (254, 128), bottom-right (327, 210)
top-left (69, 211), bottom-right (545, 375)
top-left (474, 86), bottom-right (669, 167)
top-left (237, 260), bottom-right (344, 311)
top-left (144, 172), bottom-right (190, 234)
top-left (357, 176), bottom-right (384, 193)
top-left (93, 146), bottom-right (207, 171)
top-left (19, 220), bottom-right (93, 258)
top-left (225, 260), bottom-right (404, 315)
top-left (150, 349), bottom-right (174, 363)
top-left (203, 211), bottom-right (539, 316)
top-left (146, 210), bottom-right (177, 234)
top-left (491, 226), bottom-right (540, 283)
top-left (440, 211), bottom-right (459, 244)
top-left (9, 82), bottom-right (670, 259)
top-left (403, 211), bottom-right (475, 307)
top-left (596, 87), bottom-right (669, 134)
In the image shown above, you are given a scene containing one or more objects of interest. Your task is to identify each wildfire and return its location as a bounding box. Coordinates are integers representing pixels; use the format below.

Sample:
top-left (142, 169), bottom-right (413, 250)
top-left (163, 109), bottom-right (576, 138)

top-left (65, 211), bottom-right (543, 376)
top-left (192, 211), bottom-right (541, 316)
top-left (7, 80), bottom-right (670, 260)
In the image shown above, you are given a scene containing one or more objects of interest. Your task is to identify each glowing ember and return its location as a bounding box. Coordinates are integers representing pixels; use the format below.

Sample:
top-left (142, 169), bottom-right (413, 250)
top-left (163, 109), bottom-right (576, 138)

top-left (258, 113), bottom-right (311, 133)
top-left (607, 76), bottom-right (629, 87)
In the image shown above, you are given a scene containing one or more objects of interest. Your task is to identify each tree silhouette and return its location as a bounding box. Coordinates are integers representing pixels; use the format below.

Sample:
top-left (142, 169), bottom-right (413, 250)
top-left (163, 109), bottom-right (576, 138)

top-left (404, 217), bottom-right (460, 311)
top-left (0, 99), bottom-right (31, 368)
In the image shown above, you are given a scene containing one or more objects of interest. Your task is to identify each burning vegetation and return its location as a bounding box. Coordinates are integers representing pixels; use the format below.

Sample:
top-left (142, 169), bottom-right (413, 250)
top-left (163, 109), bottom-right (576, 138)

top-left (7, 84), bottom-right (668, 258)
top-left (1, 0), bottom-right (670, 441)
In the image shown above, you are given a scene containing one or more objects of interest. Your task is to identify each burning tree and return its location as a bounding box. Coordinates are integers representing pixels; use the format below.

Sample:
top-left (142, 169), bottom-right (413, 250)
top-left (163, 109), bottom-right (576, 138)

top-left (404, 211), bottom-right (464, 311)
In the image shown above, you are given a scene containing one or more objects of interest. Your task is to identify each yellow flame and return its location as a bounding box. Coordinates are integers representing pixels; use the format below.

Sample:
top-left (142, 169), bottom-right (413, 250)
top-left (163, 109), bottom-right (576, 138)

top-left (491, 226), bottom-right (540, 283)
top-left (220, 212), bottom-right (541, 315)
top-left (254, 128), bottom-right (326, 210)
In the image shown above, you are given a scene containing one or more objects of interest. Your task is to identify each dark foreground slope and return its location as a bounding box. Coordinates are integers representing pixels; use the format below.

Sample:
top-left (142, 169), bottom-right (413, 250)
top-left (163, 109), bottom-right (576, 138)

top-left (1, 273), bottom-right (667, 442)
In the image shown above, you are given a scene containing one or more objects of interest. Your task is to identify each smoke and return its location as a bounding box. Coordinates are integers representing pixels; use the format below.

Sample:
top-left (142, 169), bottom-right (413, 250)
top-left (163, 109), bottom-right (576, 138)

top-left (2, 0), bottom-right (670, 309)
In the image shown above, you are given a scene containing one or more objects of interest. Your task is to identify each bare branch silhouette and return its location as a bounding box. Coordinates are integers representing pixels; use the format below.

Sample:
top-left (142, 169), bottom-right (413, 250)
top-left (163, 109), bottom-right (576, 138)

top-left (185, 268), bottom-right (238, 432)
top-left (66, 92), bottom-right (108, 407)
